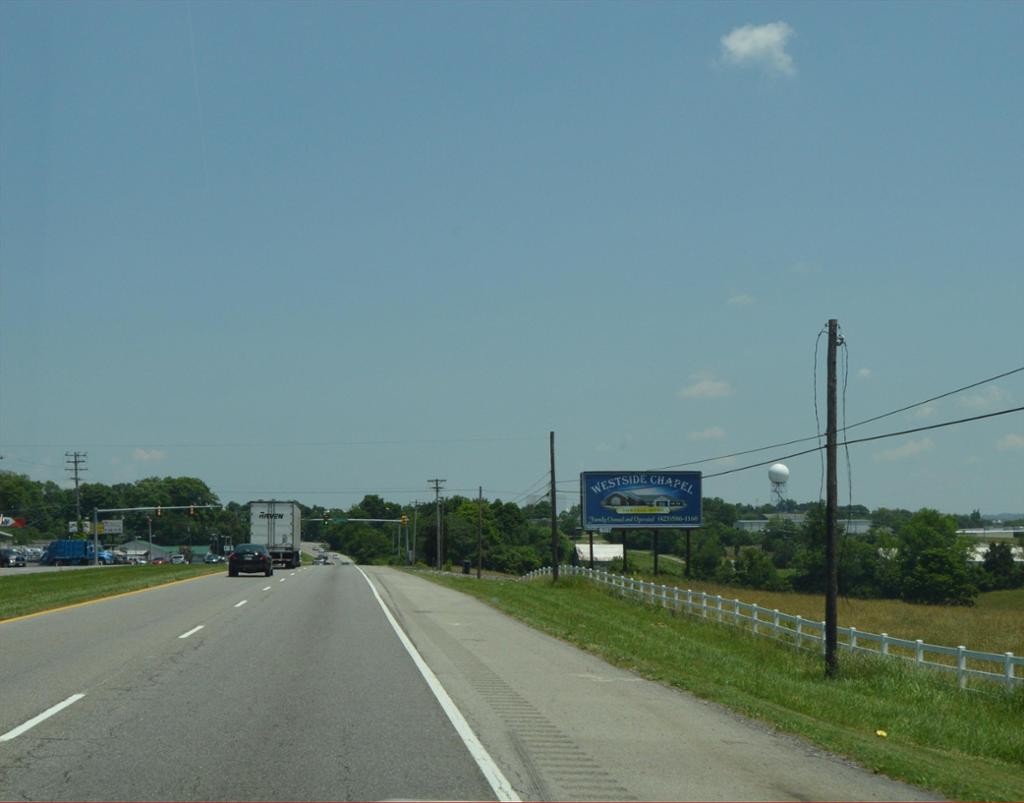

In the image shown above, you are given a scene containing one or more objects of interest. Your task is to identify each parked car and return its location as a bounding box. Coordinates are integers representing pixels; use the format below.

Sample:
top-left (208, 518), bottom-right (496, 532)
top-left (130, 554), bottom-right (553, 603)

top-left (1, 548), bottom-right (27, 568)
top-left (227, 544), bottom-right (274, 577)
top-left (170, 554), bottom-right (187, 565)
top-left (150, 557), bottom-right (168, 565)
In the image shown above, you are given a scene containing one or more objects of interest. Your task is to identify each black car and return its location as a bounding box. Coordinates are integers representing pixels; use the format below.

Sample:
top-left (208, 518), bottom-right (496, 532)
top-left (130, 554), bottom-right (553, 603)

top-left (1, 549), bottom-right (27, 568)
top-left (227, 544), bottom-right (273, 577)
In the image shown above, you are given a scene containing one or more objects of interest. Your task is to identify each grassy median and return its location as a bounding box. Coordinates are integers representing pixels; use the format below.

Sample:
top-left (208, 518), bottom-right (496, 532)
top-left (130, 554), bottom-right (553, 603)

top-left (425, 571), bottom-right (1024, 802)
top-left (0, 564), bottom-right (224, 621)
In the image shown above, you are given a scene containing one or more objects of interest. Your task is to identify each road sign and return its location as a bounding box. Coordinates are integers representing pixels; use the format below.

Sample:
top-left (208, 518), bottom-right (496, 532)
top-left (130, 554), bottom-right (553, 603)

top-left (101, 519), bottom-right (124, 535)
top-left (68, 520), bottom-right (92, 534)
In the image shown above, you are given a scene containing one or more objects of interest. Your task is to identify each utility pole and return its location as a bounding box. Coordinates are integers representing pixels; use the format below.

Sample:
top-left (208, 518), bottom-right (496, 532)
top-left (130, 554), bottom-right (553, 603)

top-left (412, 502), bottom-right (418, 565)
top-left (550, 431), bottom-right (558, 581)
top-left (65, 451), bottom-right (87, 535)
top-left (477, 485), bottom-right (483, 579)
top-left (428, 479), bottom-right (445, 569)
top-left (825, 318), bottom-right (840, 678)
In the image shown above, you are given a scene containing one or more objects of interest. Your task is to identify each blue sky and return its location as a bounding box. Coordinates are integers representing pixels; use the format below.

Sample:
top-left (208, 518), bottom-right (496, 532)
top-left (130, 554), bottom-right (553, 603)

top-left (2, 1), bottom-right (1022, 516)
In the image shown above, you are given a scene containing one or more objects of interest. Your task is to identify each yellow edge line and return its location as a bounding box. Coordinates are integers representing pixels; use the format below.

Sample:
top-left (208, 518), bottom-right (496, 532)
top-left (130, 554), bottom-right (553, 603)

top-left (0, 571), bottom-right (222, 624)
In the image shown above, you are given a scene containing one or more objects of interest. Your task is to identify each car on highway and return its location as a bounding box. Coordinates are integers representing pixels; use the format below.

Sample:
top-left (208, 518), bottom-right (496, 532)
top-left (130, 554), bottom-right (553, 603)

top-left (227, 543), bottom-right (274, 577)
top-left (204, 553), bottom-right (225, 564)
top-left (1, 548), bottom-right (27, 568)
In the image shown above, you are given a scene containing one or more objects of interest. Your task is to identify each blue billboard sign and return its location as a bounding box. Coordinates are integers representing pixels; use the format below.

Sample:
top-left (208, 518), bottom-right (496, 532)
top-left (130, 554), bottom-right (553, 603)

top-left (581, 471), bottom-right (702, 529)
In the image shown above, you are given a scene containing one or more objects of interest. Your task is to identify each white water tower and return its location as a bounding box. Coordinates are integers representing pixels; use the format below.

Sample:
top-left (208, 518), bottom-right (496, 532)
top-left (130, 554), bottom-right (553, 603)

top-left (769, 463), bottom-right (790, 506)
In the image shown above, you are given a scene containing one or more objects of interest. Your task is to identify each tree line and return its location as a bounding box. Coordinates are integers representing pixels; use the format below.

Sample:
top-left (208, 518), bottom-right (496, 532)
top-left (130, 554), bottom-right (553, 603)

top-left (2, 471), bottom-right (1020, 603)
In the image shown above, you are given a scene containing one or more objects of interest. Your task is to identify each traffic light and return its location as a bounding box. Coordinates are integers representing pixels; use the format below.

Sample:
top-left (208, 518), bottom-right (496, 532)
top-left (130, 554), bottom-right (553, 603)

top-left (155, 506), bottom-right (162, 517)
top-left (189, 504), bottom-right (195, 516)
top-left (401, 514), bottom-right (409, 526)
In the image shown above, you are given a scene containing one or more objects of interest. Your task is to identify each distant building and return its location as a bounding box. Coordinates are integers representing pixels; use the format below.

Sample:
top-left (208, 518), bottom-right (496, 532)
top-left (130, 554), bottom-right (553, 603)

top-left (574, 543), bottom-right (623, 563)
top-left (734, 515), bottom-right (872, 535)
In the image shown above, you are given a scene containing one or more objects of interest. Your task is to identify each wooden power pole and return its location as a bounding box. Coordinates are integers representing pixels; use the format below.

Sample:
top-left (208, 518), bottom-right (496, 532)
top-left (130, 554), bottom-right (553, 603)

top-left (550, 431), bottom-right (559, 581)
top-left (825, 319), bottom-right (840, 677)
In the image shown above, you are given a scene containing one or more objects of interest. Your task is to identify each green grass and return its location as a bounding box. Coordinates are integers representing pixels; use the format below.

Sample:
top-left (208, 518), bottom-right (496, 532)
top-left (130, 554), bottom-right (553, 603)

top-left (424, 571), bottom-right (1024, 802)
top-left (596, 552), bottom-right (1024, 656)
top-left (0, 564), bottom-right (223, 621)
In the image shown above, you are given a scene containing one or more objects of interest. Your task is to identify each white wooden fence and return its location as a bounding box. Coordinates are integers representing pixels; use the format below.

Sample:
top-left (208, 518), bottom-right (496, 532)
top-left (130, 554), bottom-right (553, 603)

top-left (524, 564), bottom-right (1022, 692)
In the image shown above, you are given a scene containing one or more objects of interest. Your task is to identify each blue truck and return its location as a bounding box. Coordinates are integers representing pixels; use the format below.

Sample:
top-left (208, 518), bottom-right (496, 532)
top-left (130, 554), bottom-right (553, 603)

top-left (40, 540), bottom-right (113, 566)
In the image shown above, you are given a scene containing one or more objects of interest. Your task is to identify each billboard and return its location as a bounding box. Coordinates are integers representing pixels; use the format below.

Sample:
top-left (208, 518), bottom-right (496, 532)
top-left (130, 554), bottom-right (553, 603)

top-left (581, 471), bottom-right (702, 529)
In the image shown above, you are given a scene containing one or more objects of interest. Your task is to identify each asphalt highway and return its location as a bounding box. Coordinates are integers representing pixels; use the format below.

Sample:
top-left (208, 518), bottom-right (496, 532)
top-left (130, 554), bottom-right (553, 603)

top-left (0, 562), bottom-right (500, 801)
top-left (0, 561), bottom-right (941, 802)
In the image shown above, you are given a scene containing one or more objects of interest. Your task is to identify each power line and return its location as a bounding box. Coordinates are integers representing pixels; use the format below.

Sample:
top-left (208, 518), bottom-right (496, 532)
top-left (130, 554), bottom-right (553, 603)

top-left (657, 363), bottom-right (1024, 471)
top-left (703, 404), bottom-right (1024, 480)
top-left (0, 435), bottom-right (542, 449)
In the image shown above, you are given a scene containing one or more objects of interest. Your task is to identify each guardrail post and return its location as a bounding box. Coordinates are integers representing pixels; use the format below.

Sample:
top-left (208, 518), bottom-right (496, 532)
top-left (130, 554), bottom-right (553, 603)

top-left (734, 599), bottom-right (741, 626)
top-left (716, 595), bottom-right (724, 622)
top-left (821, 622), bottom-right (827, 654)
top-left (773, 609), bottom-right (780, 640)
top-left (673, 587), bottom-right (680, 611)
top-left (752, 604), bottom-right (759, 636)
top-left (1005, 653), bottom-right (1015, 693)
top-left (701, 592), bottom-right (708, 618)
top-left (796, 616), bottom-right (803, 650)
top-left (686, 589), bottom-right (693, 614)
top-left (916, 639), bottom-right (924, 665)
top-left (661, 584), bottom-right (668, 608)
top-left (957, 646), bottom-right (967, 690)
top-left (881, 633), bottom-right (889, 656)
top-left (850, 626), bottom-right (858, 652)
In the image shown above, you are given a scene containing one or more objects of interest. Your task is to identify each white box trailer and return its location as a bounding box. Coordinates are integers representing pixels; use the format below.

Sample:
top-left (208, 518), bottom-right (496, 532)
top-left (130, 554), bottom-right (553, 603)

top-left (249, 500), bottom-right (302, 568)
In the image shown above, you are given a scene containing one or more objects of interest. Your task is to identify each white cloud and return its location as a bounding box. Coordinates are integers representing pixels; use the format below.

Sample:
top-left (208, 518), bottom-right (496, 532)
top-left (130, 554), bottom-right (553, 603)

top-left (728, 294), bottom-right (755, 307)
top-left (132, 448), bottom-right (167, 462)
top-left (678, 373), bottom-right (734, 399)
top-left (997, 433), bottom-right (1024, 451)
top-left (960, 386), bottom-right (1009, 411)
top-left (876, 438), bottom-right (934, 462)
top-left (689, 426), bottom-right (726, 441)
top-left (857, 368), bottom-right (871, 380)
top-left (911, 405), bottom-right (937, 419)
top-left (720, 22), bottom-right (796, 77)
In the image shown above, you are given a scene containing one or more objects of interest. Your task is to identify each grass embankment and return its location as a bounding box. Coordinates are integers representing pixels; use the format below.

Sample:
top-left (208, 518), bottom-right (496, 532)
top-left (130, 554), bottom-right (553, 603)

top-left (615, 550), bottom-right (1024, 656)
top-left (426, 571), bottom-right (1024, 802)
top-left (0, 564), bottom-right (223, 621)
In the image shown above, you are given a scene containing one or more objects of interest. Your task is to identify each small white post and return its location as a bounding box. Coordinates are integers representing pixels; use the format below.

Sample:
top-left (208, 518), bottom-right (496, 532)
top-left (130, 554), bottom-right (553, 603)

top-left (850, 626), bottom-right (858, 652)
top-left (881, 633), bottom-right (889, 656)
top-left (915, 639), bottom-right (924, 665)
top-left (773, 609), bottom-right (780, 639)
top-left (752, 604), bottom-right (759, 636)
top-left (1005, 653), bottom-right (1015, 693)
top-left (957, 646), bottom-right (967, 690)
top-left (796, 616), bottom-right (803, 650)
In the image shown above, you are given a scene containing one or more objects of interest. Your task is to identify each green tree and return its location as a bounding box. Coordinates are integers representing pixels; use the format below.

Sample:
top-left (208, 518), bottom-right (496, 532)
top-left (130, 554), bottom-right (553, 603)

top-left (688, 529), bottom-right (724, 579)
top-left (981, 542), bottom-right (1020, 590)
top-left (902, 548), bottom-right (978, 605)
top-left (897, 509), bottom-right (976, 605)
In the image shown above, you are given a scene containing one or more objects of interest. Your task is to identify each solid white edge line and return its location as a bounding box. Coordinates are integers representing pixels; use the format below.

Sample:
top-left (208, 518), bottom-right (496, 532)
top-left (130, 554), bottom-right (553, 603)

top-left (356, 566), bottom-right (520, 803)
top-left (179, 625), bottom-right (205, 639)
top-left (234, 600), bottom-right (248, 608)
top-left (0, 693), bottom-right (86, 742)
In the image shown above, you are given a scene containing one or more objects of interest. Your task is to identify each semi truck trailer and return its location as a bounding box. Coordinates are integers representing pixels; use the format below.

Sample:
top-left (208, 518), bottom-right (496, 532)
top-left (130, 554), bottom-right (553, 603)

top-left (248, 500), bottom-right (302, 569)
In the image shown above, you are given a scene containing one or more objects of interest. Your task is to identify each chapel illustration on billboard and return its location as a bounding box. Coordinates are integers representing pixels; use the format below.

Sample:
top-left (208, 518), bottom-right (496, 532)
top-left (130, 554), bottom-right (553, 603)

top-left (601, 489), bottom-right (687, 514)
